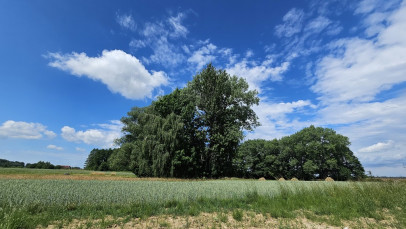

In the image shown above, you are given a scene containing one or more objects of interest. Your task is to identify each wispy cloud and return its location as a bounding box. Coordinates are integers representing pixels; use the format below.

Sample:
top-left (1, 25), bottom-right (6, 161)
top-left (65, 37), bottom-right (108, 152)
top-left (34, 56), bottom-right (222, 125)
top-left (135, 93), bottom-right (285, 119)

top-left (274, 8), bottom-right (305, 38)
top-left (61, 120), bottom-right (122, 148)
top-left (168, 12), bottom-right (189, 38)
top-left (312, 3), bottom-right (406, 104)
top-left (359, 140), bottom-right (394, 153)
top-left (0, 120), bottom-right (56, 139)
top-left (308, 0), bottom-right (406, 172)
top-left (47, 50), bottom-right (168, 100)
top-left (75, 147), bottom-right (86, 152)
top-left (47, 144), bottom-right (63, 151)
top-left (130, 12), bottom-right (190, 67)
top-left (116, 13), bottom-right (136, 31)
top-left (304, 16), bottom-right (331, 33)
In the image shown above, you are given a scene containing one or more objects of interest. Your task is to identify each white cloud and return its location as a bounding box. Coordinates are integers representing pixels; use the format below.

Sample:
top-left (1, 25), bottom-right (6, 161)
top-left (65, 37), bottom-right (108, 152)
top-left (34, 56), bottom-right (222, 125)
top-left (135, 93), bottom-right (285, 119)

top-left (48, 50), bottom-right (168, 100)
top-left (308, 1), bottom-right (406, 173)
top-left (168, 12), bottom-right (188, 38)
top-left (355, 0), bottom-right (401, 15)
top-left (0, 120), bottom-right (56, 139)
top-left (246, 99), bottom-right (316, 140)
top-left (47, 144), bottom-right (63, 151)
top-left (312, 1), bottom-right (406, 104)
top-left (75, 147), bottom-right (86, 152)
top-left (226, 60), bottom-right (289, 93)
top-left (358, 140), bottom-right (394, 153)
top-left (274, 8), bottom-right (305, 37)
top-left (61, 120), bottom-right (122, 148)
top-left (187, 42), bottom-right (217, 71)
top-left (132, 12), bottom-right (190, 67)
top-left (129, 39), bottom-right (146, 49)
top-left (147, 36), bottom-right (186, 66)
top-left (116, 13), bottom-right (136, 31)
top-left (305, 16), bottom-right (331, 33)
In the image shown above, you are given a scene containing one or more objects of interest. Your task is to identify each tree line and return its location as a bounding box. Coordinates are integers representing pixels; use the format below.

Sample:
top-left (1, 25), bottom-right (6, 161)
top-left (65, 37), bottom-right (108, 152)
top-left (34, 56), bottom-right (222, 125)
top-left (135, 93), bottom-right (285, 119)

top-left (85, 65), bottom-right (365, 180)
top-left (0, 159), bottom-right (79, 169)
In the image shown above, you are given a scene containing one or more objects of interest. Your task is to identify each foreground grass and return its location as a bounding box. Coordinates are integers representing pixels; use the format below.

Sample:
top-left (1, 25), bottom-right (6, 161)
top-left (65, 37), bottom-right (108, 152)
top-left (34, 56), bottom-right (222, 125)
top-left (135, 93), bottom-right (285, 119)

top-left (0, 178), bottom-right (405, 228)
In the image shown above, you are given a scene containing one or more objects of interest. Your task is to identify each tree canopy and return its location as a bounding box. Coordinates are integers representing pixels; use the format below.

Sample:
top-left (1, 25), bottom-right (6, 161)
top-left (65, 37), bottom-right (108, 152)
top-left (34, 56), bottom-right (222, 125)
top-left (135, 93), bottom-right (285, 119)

top-left (84, 64), bottom-right (365, 180)
top-left (116, 64), bottom-right (259, 178)
top-left (234, 126), bottom-right (365, 180)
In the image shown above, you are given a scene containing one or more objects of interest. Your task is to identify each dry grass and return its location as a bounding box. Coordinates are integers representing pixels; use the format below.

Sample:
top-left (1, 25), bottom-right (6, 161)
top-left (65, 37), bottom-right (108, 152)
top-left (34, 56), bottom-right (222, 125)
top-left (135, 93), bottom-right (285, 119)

top-left (325, 177), bottom-right (334, 182)
top-left (41, 209), bottom-right (399, 229)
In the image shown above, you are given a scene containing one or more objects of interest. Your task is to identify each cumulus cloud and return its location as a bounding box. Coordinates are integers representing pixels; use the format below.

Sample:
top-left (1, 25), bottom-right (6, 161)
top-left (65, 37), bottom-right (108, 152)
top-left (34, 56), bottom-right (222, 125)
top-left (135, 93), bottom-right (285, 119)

top-left (187, 42), bottom-right (217, 71)
top-left (116, 13), bottom-right (136, 31)
top-left (226, 60), bottom-right (289, 93)
top-left (61, 120), bottom-right (122, 148)
top-left (48, 50), bottom-right (168, 100)
top-left (0, 120), bottom-right (56, 139)
top-left (246, 99), bottom-right (316, 140)
top-left (47, 144), bottom-right (63, 151)
top-left (274, 8), bottom-right (305, 37)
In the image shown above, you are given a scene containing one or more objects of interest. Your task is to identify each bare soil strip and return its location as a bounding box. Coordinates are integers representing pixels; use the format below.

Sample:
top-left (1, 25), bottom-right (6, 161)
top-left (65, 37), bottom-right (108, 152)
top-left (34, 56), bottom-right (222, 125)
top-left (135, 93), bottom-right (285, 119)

top-left (41, 210), bottom-right (398, 229)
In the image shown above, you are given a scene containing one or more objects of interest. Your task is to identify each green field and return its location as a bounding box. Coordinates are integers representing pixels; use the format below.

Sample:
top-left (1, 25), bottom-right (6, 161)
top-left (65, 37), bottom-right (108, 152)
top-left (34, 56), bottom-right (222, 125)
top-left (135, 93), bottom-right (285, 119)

top-left (0, 169), bottom-right (405, 228)
top-left (0, 167), bottom-right (134, 177)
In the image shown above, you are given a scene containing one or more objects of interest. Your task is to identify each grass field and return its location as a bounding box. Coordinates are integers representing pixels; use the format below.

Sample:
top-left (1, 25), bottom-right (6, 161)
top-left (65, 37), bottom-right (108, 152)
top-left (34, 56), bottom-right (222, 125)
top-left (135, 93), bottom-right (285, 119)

top-left (0, 168), bottom-right (405, 228)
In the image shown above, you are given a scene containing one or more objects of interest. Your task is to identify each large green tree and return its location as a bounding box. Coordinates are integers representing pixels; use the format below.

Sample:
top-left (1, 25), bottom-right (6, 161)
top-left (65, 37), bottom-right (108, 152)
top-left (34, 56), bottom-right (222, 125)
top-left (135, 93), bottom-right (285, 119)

top-left (117, 64), bottom-right (259, 178)
top-left (84, 148), bottom-right (115, 171)
top-left (234, 126), bottom-right (365, 180)
top-left (188, 64), bottom-right (259, 177)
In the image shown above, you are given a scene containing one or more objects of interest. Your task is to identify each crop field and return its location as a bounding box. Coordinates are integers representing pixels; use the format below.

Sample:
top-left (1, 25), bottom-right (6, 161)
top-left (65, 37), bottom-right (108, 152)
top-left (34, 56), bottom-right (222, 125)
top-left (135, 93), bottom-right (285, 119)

top-left (0, 169), bottom-right (405, 228)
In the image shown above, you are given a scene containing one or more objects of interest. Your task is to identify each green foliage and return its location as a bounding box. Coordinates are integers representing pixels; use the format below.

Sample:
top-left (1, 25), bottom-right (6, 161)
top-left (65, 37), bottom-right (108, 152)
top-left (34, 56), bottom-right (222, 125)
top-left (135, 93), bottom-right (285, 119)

top-left (188, 64), bottom-right (259, 177)
top-left (0, 158), bottom-right (24, 168)
top-left (84, 148), bottom-right (116, 171)
top-left (85, 65), bottom-right (364, 180)
top-left (232, 209), bottom-right (244, 221)
top-left (234, 126), bottom-right (365, 180)
top-left (118, 64), bottom-right (259, 178)
top-left (26, 161), bottom-right (55, 169)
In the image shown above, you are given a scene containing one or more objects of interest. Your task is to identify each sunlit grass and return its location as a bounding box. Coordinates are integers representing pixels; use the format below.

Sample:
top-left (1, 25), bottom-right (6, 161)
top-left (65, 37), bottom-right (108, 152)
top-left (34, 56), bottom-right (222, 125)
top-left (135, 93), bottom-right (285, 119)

top-left (0, 176), bottom-right (405, 228)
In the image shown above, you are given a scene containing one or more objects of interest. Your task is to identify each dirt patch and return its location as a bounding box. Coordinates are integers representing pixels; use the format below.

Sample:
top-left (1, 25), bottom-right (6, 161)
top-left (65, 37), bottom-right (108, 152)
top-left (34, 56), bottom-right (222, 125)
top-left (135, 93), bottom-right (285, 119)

top-left (41, 212), bottom-right (349, 229)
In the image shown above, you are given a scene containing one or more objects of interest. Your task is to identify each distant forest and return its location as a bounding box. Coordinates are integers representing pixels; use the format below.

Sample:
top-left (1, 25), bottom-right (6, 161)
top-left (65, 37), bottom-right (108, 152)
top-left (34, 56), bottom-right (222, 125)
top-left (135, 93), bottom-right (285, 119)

top-left (85, 65), bottom-right (365, 181)
top-left (0, 159), bottom-right (79, 170)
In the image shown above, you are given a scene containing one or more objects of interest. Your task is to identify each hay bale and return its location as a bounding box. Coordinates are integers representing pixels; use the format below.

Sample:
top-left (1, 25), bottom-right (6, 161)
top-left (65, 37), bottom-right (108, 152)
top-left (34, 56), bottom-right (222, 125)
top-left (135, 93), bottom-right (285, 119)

top-left (258, 177), bottom-right (266, 181)
top-left (278, 177), bottom-right (285, 181)
top-left (325, 177), bottom-right (334, 182)
top-left (290, 177), bottom-right (299, 181)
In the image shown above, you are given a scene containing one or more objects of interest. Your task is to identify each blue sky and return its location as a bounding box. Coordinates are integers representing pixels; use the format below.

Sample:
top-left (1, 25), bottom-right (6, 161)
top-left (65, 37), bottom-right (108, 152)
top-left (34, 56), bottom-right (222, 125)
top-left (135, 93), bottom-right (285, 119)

top-left (0, 0), bottom-right (405, 176)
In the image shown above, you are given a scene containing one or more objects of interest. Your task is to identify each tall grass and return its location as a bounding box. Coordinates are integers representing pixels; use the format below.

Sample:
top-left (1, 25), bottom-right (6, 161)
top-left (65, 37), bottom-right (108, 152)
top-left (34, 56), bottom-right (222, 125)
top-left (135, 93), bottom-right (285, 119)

top-left (0, 179), bottom-right (405, 228)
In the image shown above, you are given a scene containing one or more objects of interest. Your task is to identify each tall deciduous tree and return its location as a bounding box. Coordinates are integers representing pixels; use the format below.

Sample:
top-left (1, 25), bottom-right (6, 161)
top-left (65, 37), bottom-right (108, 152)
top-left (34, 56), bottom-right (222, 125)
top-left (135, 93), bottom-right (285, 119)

top-left (117, 64), bottom-right (259, 178)
top-left (188, 64), bottom-right (259, 177)
top-left (84, 148), bottom-right (115, 171)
